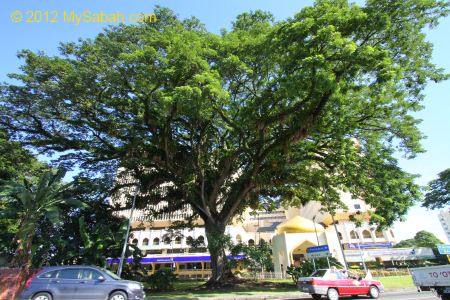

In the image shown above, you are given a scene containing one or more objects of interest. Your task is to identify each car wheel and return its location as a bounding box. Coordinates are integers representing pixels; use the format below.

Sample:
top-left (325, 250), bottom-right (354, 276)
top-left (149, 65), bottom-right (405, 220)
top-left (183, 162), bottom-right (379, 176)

top-left (32, 292), bottom-right (53, 300)
top-left (109, 291), bottom-right (128, 300)
top-left (312, 294), bottom-right (322, 300)
top-left (327, 288), bottom-right (339, 300)
top-left (368, 286), bottom-right (379, 299)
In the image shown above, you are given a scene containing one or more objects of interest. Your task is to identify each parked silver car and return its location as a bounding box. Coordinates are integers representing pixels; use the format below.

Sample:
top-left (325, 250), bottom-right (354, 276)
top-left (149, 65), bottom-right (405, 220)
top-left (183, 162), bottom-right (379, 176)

top-left (18, 265), bottom-right (145, 300)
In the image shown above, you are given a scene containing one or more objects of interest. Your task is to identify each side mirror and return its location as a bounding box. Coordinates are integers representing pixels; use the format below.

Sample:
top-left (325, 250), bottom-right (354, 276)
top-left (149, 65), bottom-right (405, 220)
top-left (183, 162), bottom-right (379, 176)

top-left (98, 276), bottom-right (106, 282)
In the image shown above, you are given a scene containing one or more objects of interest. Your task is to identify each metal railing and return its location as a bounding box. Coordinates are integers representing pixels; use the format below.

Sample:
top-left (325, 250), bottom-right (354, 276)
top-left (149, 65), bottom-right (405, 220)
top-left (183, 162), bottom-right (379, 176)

top-left (238, 271), bottom-right (287, 280)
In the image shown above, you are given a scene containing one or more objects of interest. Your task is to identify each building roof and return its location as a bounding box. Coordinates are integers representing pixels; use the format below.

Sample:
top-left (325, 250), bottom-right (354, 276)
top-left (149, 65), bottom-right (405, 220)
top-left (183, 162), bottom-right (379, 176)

top-left (276, 216), bottom-right (324, 234)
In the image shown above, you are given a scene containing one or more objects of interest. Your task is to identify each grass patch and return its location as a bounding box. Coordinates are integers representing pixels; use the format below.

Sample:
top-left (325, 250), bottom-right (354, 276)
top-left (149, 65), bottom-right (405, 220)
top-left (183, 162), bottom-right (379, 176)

top-left (143, 277), bottom-right (414, 299)
top-left (145, 279), bottom-right (298, 299)
top-left (377, 276), bottom-right (414, 289)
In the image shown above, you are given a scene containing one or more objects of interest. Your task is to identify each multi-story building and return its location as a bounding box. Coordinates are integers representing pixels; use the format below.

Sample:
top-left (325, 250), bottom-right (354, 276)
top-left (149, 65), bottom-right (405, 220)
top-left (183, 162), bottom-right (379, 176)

top-left (114, 170), bottom-right (423, 277)
top-left (112, 177), bottom-right (400, 277)
top-left (439, 208), bottom-right (450, 243)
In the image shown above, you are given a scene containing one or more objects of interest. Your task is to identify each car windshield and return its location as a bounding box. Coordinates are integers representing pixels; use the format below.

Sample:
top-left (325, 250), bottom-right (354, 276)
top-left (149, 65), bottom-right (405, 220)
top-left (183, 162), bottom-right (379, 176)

top-left (102, 268), bottom-right (121, 280)
top-left (310, 269), bottom-right (328, 278)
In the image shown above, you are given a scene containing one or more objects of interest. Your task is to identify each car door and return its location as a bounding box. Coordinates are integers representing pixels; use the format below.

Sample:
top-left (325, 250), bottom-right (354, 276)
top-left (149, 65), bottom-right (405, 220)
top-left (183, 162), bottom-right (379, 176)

top-left (76, 268), bottom-right (110, 300)
top-left (355, 279), bottom-right (371, 295)
top-left (333, 271), bottom-right (354, 295)
top-left (53, 268), bottom-right (81, 299)
top-left (346, 272), bottom-right (367, 295)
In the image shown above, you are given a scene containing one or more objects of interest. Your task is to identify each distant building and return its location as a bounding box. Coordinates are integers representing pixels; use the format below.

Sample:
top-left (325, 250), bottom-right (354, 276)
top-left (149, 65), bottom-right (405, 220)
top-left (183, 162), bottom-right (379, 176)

top-left (439, 208), bottom-right (450, 243)
top-left (113, 170), bottom-right (431, 277)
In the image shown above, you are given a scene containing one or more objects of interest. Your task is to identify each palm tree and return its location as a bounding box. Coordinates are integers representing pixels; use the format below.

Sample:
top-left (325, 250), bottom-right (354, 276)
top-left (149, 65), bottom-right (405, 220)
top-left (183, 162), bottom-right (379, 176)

top-left (0, 169), bottom-right (85, 275)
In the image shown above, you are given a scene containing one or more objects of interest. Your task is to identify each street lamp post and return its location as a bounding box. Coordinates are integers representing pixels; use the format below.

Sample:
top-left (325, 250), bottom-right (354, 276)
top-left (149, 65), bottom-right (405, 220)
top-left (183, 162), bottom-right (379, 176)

top-left (117, 184), bottom-right (140, 278)
top-left (312, 216), bottom-right (320, 245)
top-left (351, 213), bottom-right (368, 273)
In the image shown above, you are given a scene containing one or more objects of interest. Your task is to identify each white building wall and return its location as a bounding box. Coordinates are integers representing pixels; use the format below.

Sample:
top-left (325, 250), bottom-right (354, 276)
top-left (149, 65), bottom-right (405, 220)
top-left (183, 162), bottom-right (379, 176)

top-left (439, 208), bottom-right (450, 243)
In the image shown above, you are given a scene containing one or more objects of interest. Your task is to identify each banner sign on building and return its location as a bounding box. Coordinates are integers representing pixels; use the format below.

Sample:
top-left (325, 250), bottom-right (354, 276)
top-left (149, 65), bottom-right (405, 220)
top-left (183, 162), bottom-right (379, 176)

top-left (345, 242), bottom-right (393, 250)
top-left (107, 255), bottom-right (246, 264)
top-left (306, 245), bottom-right (330, 259)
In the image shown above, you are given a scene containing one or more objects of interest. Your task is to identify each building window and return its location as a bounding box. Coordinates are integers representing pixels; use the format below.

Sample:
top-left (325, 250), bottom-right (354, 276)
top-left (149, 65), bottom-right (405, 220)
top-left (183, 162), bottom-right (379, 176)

top-left (337, 232), bottom-right (343, 240)
top-left (198, 236), bottom-right (205, 244)
top-left (350, 230), bottom-right (359, 239)
top-left (175, 237), bottom-right (182, 244)
top-left (390, 230), bottom-right (395, 238)
top-left (362, 230), bottom-right (371, 239)
top-left (354, 204), bottom-right (361, 209)
top-left (248, 239), bottom-right (255, 246)
top-left (131, 238), bottom-right (138, 245)
top-left (164, 237), bottom-right (171, 245)
top-left (375, 230), bottom-right (384, 238)
top-left (153, 237), bottom-right (160, 245)
top-left (142, 238), bottom-right (149, 246)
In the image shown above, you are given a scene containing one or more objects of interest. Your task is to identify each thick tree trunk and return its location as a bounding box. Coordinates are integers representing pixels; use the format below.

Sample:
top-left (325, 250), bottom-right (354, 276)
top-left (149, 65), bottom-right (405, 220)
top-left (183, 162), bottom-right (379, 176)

top-left (204, 219), bottom-right (235, 286)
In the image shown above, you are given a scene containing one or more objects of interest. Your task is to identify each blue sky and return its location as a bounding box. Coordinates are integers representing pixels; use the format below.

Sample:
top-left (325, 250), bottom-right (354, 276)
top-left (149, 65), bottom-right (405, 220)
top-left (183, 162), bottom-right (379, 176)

top-left (1, 0), bottom-right (449, 242)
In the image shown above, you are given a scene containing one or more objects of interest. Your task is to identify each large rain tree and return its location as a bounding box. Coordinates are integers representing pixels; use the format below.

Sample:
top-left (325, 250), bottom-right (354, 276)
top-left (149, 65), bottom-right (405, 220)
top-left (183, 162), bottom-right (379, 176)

top-left (1, 1), bottom-right (449, 285)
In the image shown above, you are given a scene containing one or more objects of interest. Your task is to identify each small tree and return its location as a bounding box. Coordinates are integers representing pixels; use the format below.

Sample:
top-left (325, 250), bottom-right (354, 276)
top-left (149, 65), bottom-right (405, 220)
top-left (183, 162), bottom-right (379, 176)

top-left (287, 257), bottom-right (342, 284)
top-left (394, 230), bottom-right (445, 262)
top-left (0, 169), bottom-right (85, 285)
top-left (231, 240), bottom-right (273, 275)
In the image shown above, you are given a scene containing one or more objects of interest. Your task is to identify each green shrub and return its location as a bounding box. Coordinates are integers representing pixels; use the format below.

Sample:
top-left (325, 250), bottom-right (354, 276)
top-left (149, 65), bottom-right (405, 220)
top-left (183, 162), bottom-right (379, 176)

top-left (145, 268), bottom-right (177, 291)
top-left (287, 257), bottom-right (342, 284)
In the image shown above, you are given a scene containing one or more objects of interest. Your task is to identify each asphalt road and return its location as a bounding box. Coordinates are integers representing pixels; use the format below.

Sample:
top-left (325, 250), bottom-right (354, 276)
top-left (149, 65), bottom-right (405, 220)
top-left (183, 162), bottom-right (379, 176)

top-left (377, 290), bottom-right (438, 300)
top-left (155, 290), bottom-right (441, 300)
top-left (280, 290), bottom-right (439, 300)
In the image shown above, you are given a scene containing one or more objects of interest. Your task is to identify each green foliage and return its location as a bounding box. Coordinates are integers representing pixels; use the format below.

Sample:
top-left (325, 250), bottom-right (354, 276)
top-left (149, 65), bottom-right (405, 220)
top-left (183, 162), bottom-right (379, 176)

top-left (230, 240), bottom-right (273, 273)
top-left (286, 257), bottom-right (342, 284)
top-left (120, 244), bottom-right (147, 281)
top-left (31, 175), bottom-right (130, 267)
top-left (185, 236), bottom-right (206, 249)
top-left (78, 215), bottom-right (129, 267)
top-left (0, 129), bottom-right (46, 182)
top-left (395, 230), bottom-right (443, 248)
top-left (1, 1), bottom-right (449, 283)
top-left (393, 239), bottom-right (416, 248)
top-left (414, 230), bottom-right (443, 248)
top-left (423, 168), bottom-right (450, 209)
top-left (145, 268), bottom-right (177, 291)
top-left (394, 230), bottom-right (446, 262)
top-left (0, 169), bottom-right (85, 268)
top-left (0, 129), bottom-right (47, 259)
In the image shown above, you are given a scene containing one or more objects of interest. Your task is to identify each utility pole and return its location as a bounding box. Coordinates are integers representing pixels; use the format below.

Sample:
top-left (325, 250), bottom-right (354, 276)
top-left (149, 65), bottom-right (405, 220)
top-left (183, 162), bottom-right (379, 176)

top-left (351, 214), bottom-right (368, 273)
top-left (117, 183), bottom-right (140, 278)
top-left (312, 216), bottom-right (320, 245)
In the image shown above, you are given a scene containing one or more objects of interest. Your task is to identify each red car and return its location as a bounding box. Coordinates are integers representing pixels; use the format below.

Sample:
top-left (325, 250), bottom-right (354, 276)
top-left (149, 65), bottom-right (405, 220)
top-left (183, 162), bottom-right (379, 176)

top-left (297, 268), bottom-right (384, 300)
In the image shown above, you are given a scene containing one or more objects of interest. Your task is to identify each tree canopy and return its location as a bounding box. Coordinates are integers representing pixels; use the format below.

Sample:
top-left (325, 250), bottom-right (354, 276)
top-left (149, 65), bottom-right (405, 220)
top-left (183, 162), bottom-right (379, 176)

top-left (0, 129), bottom-right (45, 181)
top-left (1, 0), bottom-right (449, 284)
top-left (394, 230), bottom-right (442, 249)
top-left (423, 168), bottom-right (450, 209)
